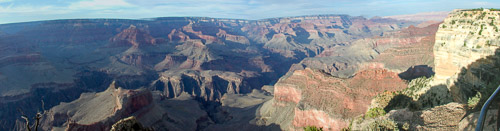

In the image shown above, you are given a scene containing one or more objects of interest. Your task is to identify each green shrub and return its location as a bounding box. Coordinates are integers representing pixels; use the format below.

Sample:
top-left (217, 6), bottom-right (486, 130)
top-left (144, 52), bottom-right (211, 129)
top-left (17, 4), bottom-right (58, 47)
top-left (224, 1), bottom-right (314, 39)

top-left (464, 8), bottom-right (484, 11)
top-left (402, 122), bottom-right (410, 131)
top-left (304, 126), bottom-right (323, 131)
top-left (480, 12), bottom-right (487, 19)
top-left (486, 40), bottom-right (492, 46)
top-left (479, 24), bottom-right (484, 35)
top-left (404, 76), bottom-right (432, 99)
top-left (468, 92), bottom-right (481, 108)
top-left (365, 107), bottom-right (386, 119)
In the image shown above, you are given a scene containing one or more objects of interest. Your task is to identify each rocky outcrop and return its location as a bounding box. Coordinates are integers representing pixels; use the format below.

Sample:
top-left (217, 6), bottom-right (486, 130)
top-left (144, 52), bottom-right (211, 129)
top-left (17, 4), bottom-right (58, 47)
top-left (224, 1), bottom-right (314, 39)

top-left (258, 68), bottom-right (407, 130)
top-left (110, 116), bottom-right (151, 131)
top-left (351, 102), bottom-right (466, 130)
top-left (459, 109), bottom-right (499, 130)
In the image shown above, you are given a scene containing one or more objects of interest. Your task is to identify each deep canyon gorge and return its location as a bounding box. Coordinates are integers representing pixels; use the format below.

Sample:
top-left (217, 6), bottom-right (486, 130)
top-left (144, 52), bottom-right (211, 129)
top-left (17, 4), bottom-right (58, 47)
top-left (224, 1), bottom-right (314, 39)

top-left (0, 8), bottom-right (498, 131)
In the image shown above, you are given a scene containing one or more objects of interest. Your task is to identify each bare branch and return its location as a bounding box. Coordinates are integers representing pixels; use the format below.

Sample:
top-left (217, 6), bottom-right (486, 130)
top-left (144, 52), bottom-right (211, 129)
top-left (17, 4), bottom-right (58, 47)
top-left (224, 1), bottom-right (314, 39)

top-left (41, 99), bottom-right (45, 111)
top-left (21, 115), bottom-right (31, 131)
top-left (34, 112), bottom-right (41, 131)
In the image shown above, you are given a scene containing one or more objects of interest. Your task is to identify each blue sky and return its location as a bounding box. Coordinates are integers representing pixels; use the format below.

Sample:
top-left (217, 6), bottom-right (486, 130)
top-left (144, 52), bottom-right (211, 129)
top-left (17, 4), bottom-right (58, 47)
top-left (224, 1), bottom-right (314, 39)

top-left (0, 0), bottom-right (499, 24)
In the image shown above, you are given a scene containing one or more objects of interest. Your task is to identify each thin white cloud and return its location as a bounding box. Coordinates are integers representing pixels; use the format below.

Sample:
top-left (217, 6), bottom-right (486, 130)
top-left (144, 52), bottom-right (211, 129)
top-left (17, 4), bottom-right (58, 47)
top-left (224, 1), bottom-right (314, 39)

top-left (0, 0), bottom-right (12, 3)
top-left (473, 2), bottom-right (489, 6)
top-left (0, 0), bottom-right (500, 24)
top-left (69, 0), bottom-right (135, 10)
top-left (0, 5), bottom-right (58, 13)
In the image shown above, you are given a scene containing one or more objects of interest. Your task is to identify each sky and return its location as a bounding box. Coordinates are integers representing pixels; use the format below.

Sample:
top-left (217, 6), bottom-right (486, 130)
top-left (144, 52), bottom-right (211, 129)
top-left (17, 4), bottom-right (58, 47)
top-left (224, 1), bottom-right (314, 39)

top-left (0, 0), bottom-right (499, 24)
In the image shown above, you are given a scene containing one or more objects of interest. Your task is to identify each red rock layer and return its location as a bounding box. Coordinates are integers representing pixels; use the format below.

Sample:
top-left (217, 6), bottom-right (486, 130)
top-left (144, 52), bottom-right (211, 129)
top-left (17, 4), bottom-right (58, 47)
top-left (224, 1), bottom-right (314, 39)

top-left (272, 68), bottom-right (407, 130)
top-left (111, 25), bottom-right (156, 47)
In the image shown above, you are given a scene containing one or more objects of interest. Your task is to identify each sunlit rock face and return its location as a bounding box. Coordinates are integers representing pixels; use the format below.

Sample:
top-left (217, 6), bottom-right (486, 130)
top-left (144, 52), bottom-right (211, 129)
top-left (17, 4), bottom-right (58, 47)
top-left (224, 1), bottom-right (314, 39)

top-left (432, 9), bottom-right (500, 102)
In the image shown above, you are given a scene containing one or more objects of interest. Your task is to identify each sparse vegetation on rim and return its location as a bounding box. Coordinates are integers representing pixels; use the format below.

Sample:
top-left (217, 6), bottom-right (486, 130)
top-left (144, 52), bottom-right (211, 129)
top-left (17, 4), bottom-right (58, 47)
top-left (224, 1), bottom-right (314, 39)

top-left (462, 8), bottom-right (500, 11)
top-left (304, 126), bottom-right (323, 131)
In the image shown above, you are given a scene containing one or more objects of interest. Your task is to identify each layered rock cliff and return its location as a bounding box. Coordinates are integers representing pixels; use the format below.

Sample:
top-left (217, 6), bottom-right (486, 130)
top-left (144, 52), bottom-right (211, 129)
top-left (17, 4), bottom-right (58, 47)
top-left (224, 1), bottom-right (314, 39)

top-left (432, 9), bottom-right (500, 102)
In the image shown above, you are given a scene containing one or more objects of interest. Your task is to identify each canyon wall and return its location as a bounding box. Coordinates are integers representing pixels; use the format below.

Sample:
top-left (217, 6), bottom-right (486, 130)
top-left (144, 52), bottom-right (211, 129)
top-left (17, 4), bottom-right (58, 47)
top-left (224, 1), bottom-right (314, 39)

top-left (352, 9), bottom-right (500, 130)
top-left (432, 9), bottom-right (500, 102)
